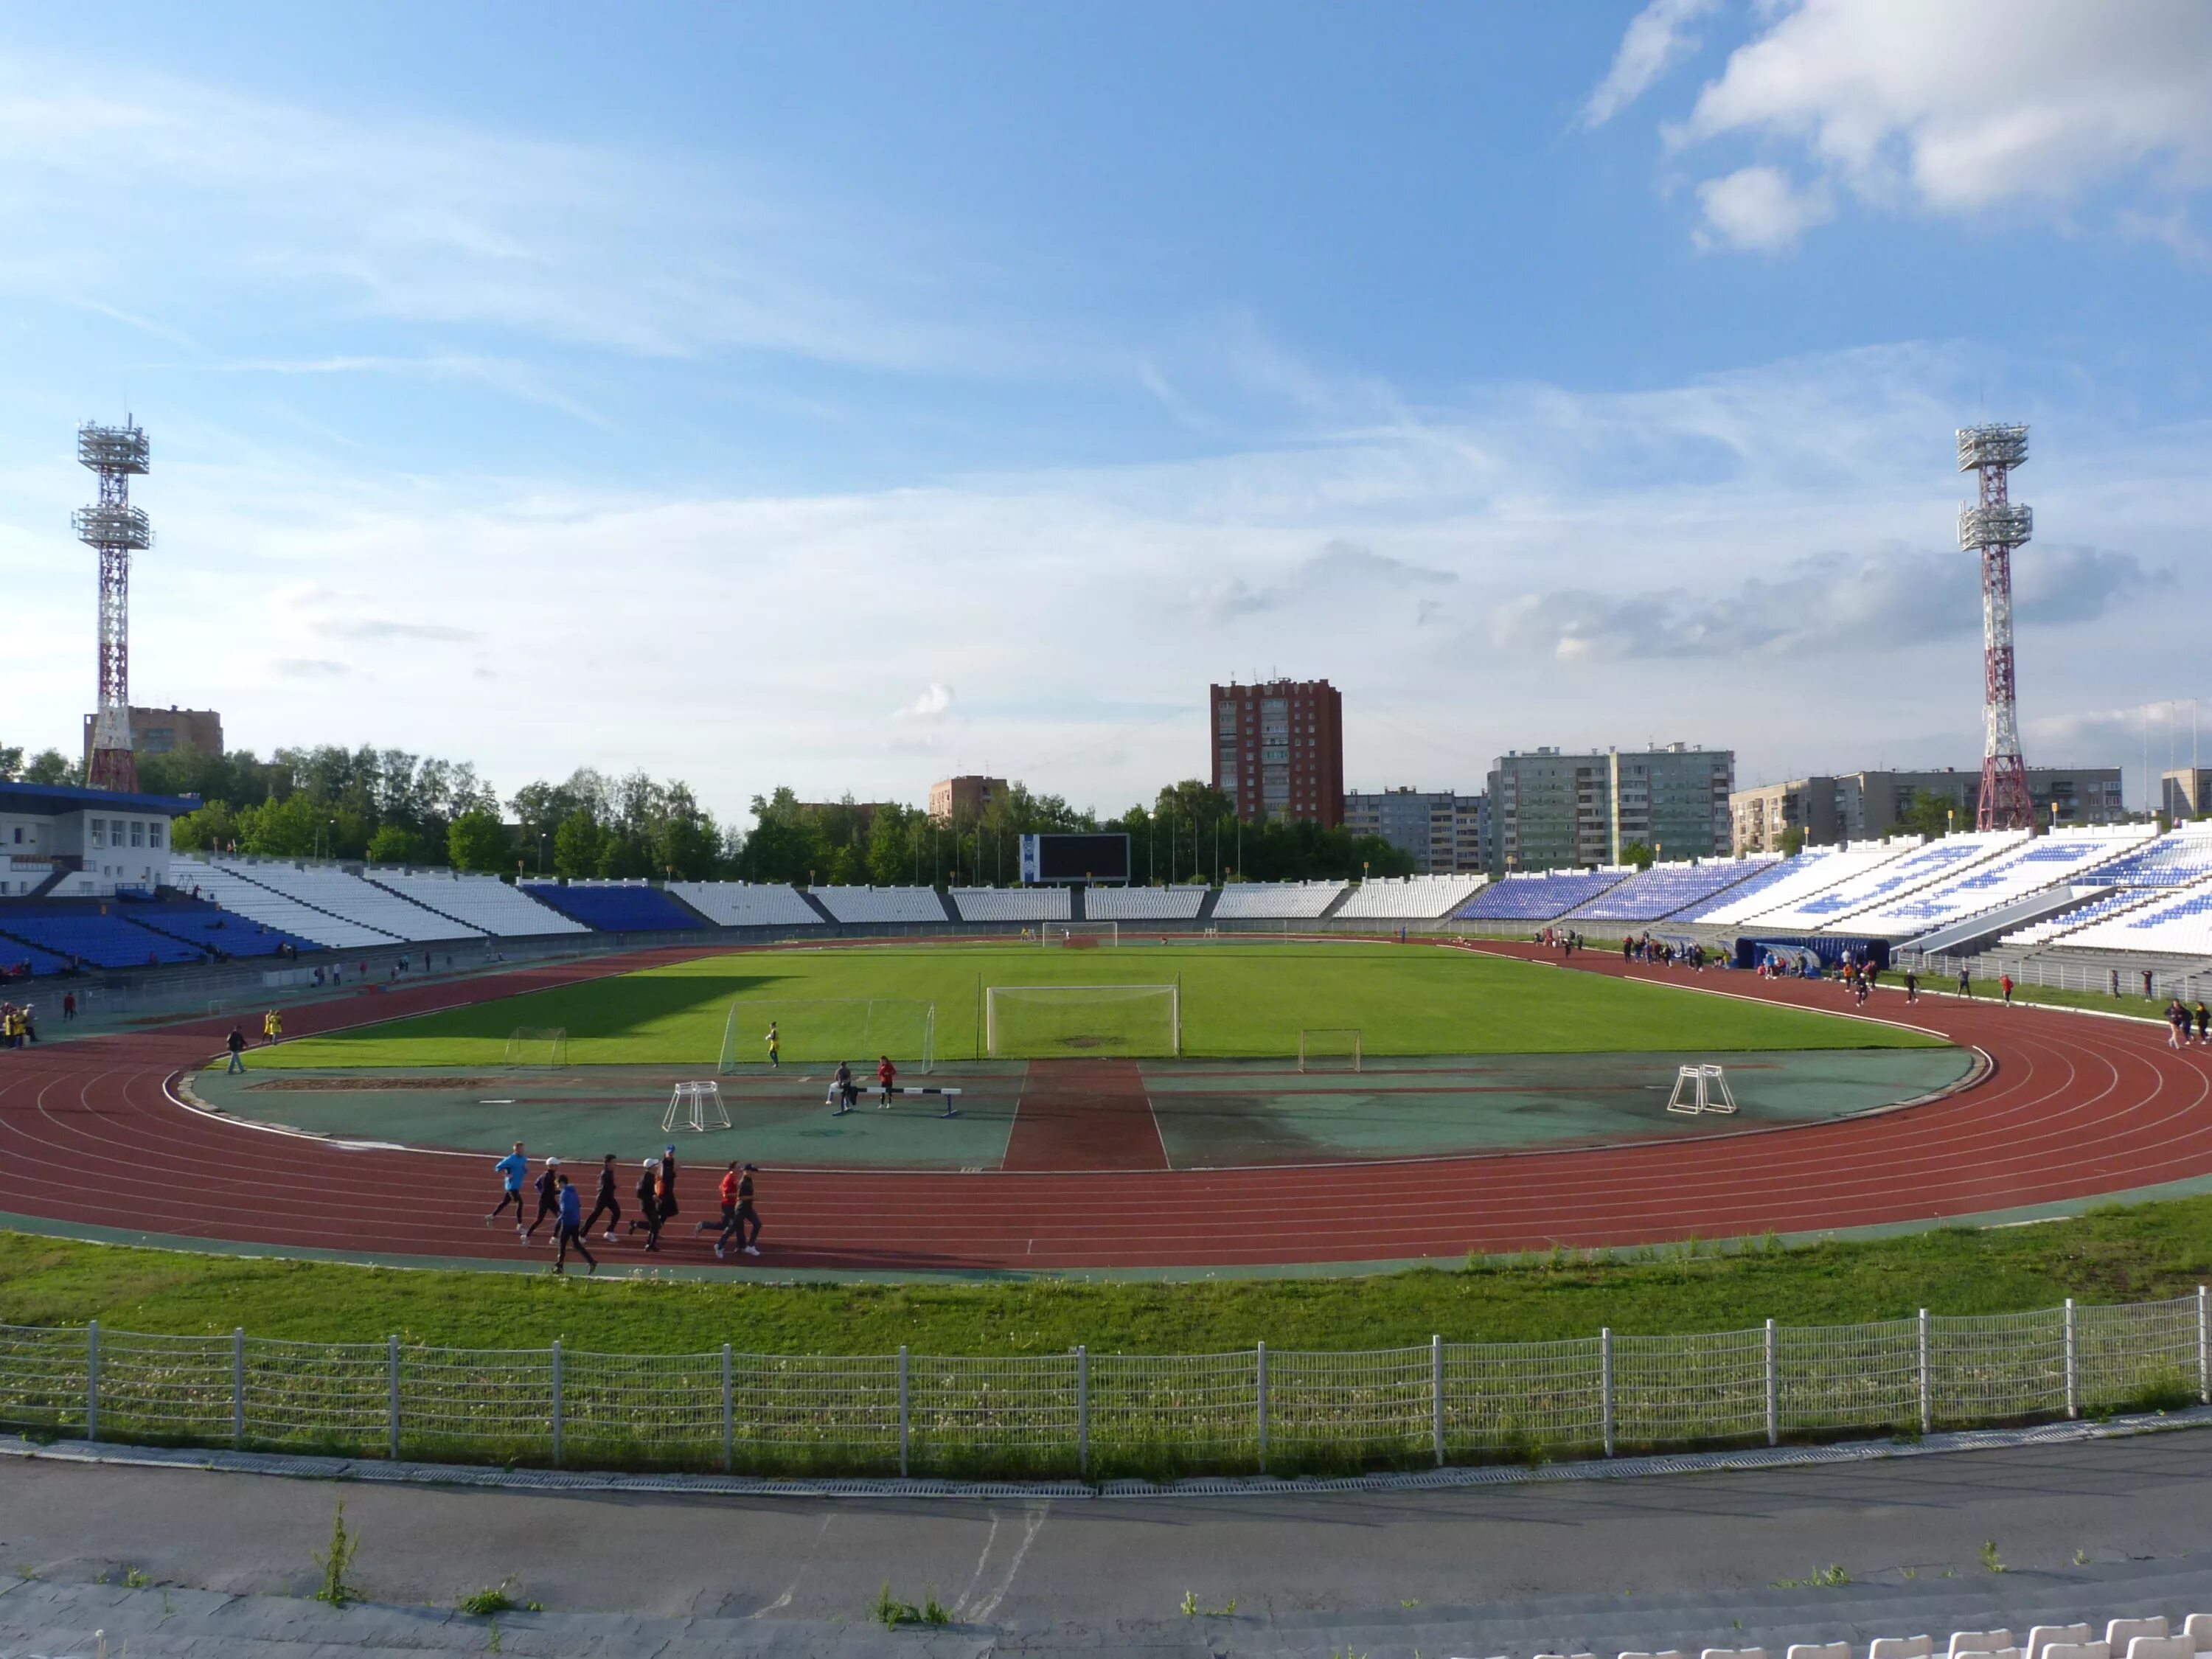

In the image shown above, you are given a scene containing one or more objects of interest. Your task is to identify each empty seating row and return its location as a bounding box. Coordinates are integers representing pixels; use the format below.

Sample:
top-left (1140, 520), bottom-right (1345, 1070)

top-left (2056, 877), bottom-right (2212, 956)
top-left (1565, 858), bottom-right (1778, 922)
top-left (810, 886), bottom-right (949, 925)
top-left (521, 880), bottom-right (705, 932)
top-left (1211, 880), bottom-right (1347, 919)
top-left (1085, 885), bottom-right (1208, 919)
top-left (119, 897), bottom-right (321, 959)
top-left (2006, 883), bottom-right (2182, 946)
top-left (1668, 855), bottom-right (1808, 922)
top-left (2075, 825), bottom-right (2212, 888)
top-left (949, 887), bottom-right (1071, 922)
top-left (169, 858), bottom-right (397, 950)
top-left (371, 869), bottom-right (590, 936)
top-left (1749, 832), bottom-right (2027, 930)
top-left (1507, 1612), bottom-right (2211, 1659)
top-left (1455, 869), bottom-right (1625, 922)
top-left (1843, 824), bottom-right (2157, 939)
top-left (1335, 874), bottom-right (1486, 919)
top-left (0, 902), bottom-right (206, 970)
top-left (219, 860), bottom-right (481, 942)
top-left (1691, 844), bottom-right (1901, 926)
top-left (0, 936), bottom-right (71, 977)
top-left (664, 881), bottom-right (824, 928)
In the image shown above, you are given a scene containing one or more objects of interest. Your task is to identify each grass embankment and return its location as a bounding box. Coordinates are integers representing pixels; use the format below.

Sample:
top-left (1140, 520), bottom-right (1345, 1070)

top-left (6, 1197), bottom-right (2209, 1353)
top-left (1916, 973), bottom-right (2194, 1024)
top-left (243, 943), bottom-right (1938, 1069)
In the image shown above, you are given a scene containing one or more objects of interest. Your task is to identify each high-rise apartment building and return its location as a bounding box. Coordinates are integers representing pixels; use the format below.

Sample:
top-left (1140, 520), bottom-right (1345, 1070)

top-left (1211, 679), bottom-right (1343, 827)
top-left (1486, 744), bottom-right (1733, 873)
top-left (80, 705), bottom-right (223, 769)
top-left (1342, 787), bottom-right (1486, 873)
top-left (1730, 766), bottom-right (2126, 852)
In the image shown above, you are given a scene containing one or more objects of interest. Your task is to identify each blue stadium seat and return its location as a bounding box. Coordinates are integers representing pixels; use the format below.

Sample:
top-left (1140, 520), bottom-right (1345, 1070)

top-left (0, 901), bottom-right (209, 970)
top-left (1565, 860), bottom-right (1780, 922)
top-left (1455, 870), bottom-right (1626, 922)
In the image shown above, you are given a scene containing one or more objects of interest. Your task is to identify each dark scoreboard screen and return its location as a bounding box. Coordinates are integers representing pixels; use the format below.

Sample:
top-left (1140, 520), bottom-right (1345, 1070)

top-left (1019, 832), bottom-right (1131, 884)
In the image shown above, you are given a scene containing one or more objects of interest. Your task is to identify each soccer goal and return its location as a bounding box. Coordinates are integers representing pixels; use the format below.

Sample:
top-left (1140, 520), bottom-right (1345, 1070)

top-left (985, 984), bottom-right (1180, 1057)
top-left (664, 1080), bottom-right (731, 1133)
top-left (1043, 922), bottom-right (1118, 949)
top-left (503, 1027), bottom-right (570, 1068)
top-left (715, 998), bottom-right (935, 1075)
top-left (1298, 1028), bottom-right (1363, 1074)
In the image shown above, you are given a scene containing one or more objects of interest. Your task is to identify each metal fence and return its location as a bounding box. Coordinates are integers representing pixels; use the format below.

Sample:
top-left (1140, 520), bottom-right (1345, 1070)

top-left (2, 1294), bottom-right (2205, 1481)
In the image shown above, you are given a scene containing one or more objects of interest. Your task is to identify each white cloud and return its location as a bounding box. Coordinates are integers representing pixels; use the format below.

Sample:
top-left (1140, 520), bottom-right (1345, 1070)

top-left (1583, 0), bottom-right (1721, 128)
top-left (896, 684), bottom-right (956, 724)
top-left (1666, 0), bottom-right (2212, 245)
top-left (1694, 165), bottom-right (1835, 251)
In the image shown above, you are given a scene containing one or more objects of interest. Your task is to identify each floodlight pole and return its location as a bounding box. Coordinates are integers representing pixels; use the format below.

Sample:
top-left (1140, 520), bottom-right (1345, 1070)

top-left (74, 420), bottom-right (152, 793)
top-left (1957, 423), bottom-right (2034, 830)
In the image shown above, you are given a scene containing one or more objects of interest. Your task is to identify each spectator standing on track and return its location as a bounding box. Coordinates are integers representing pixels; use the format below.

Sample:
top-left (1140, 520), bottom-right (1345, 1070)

top-left (765, 1021), bottom-right (780, 1068)
top-left (2000, 973), bottom-right (2015, 1006)
top-left (262, 1008), bottom-right (282, 1045)
top-left (61, 992), bottom-right (74, 1023)
top-left (486, 1141), bottom-right (529, 1231)
top-left (1958, 968), bottom-right (1972, 998)
top-left (1905, 968), bottom-right (1919, 1004)
top-left (2111, 968), bottom-right (2122, 999)
top-left (552, 1173), bottom-right (595, 1275)
top-left (583, 1152), bottom-right (622, 1241)
top-left (627, 1158), bottom-right (661, 1247)
top-left (830, 1060), bottom-right (856, 1115)
top-left (524, 1156), bottom-right (562, 1242)
top-left (877, 1054), bottom-right (897, 1107)
top-left (2146, 970), bottom-right (2157, 1000)
top-left (225, 1024), bottom-right (248, 1074)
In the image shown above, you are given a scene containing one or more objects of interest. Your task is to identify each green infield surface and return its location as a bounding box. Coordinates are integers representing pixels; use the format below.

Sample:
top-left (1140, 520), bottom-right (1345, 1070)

top-left (237, 942), bottom-right (1943, 1069)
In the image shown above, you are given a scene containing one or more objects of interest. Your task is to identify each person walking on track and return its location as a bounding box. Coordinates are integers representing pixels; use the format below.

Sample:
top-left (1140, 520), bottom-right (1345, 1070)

top-left (524, 1156), bottom-right (563, 1242)
top-left (225, 1024), bottom-right (248, 1074)
top-left (1905, 968), bottom-right (1919, 1004)
top-left (552, 1173), bottom-right (596, 1275)
top-left (487, 1141), bottom-right (529, 1231)
top-left (877, 1054), bottom-right (897, 1107)
top-left (765, 1021), bottom-right (780, 1068)
top-left (262, 1008), bottom-right (283, 1046)
top-left (582, 1152), bottom-right (622, 1242)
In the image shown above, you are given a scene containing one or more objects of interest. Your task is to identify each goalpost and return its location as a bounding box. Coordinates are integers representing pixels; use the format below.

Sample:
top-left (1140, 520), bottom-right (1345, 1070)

top-left (1043, 922), bottom-right (1118, 949)
top-left (715, 999), bottom-right (936, 1075)
top-left (984, 984), bottom-right (1180, 1057)
top-left (503, 1027), bottom-right (569, 1068)
top-left (1298, 1028), bottom-right (1363, 1074)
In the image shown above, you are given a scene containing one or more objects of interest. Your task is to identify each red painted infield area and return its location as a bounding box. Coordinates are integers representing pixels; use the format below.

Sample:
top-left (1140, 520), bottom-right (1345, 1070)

top-left (1, 939), bottom-right (2209, 1274)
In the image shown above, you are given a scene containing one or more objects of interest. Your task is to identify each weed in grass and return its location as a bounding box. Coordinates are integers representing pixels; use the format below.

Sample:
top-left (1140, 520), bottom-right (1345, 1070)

top-left (2073, 1548), bottom-right (2090, 1566)
top-left (1979, 1540), bottom-right (2005, 1574)
top-left (122, 1567), bottom-right (149, 1589)
top-left (874, 1582), bottom-right (946, 1628)
top-left (312, 1503), bottom-right (363, 1607)
top-left (486, 1616), bottom-right (499, 1654)
top-left (922, 1591), bottom-right (951, 1626)
top-left (458, 1582), bottom-right (540, 1617)
top-left (1773, 1565), bottom-right (1849, 1589)
top-left (1902, 1567), bottom-right (1917, 1581)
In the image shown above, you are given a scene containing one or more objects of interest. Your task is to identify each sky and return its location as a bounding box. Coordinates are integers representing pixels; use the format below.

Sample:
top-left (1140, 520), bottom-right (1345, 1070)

top-left (4, 0), bottom-right (2211, 823)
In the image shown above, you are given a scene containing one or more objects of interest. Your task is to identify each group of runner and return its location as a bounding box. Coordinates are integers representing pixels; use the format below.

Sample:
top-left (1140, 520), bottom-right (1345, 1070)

top-left (2166, 998), bottom-right (2211, 1048)
top-left (487, 1141), bottom-right (762, 1272)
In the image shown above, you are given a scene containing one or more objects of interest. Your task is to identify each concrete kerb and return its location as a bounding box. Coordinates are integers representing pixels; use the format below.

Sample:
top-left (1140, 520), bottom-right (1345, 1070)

top-left (4, 1404), bottom-right (2208, 1505)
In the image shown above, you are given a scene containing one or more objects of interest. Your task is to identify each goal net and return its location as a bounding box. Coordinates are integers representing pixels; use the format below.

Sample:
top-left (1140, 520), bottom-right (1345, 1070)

top-left (503, 1027), bottom-right (569, 1068)
top-left (985, 984), bottom-right (1180, 1057)
top-left (1298, 1028), bottom-right (1363, 1074)
top-left (716, 998), bottom-right (935, 1074)
top-left (1043, 922), bottom-right (1118, 948)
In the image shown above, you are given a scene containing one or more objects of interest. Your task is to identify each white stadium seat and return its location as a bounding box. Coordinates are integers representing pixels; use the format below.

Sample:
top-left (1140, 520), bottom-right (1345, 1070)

top-left (810, 886), bottom-right (947, 925)
top-left (208, 858), bottom-right (481, 942)
top-left (170, 857), bottom-right (404, 950)
top-left (1948, 1634), bottom-right (2015, 1659)
top-left (1211, 880), bottom-right (1347, 919)
top-left (2124, 1641), bottom-right (2192, 1659)
top-left (1085, 885), bottom-right (1208, 920)
top-left (2027, 1627), bottom-right (2096, 1659)
top-left (1788, 1645), bottom-right (1850, 1659)
top-left (1843, 826), bottom-right (2155, 939)
top-left (1752, 833), bottom-right (2027, 932)
top-left (948, 887), bottom-right (1071, 922)
top-left (665, 881), bottom-right (824, 928)
top-left (1870, 1641), bottom-right (1933, 1659)
top-left (2041, 1644), bottom-right (2109, 1659)
top-left (2108, 1627), bottom-right (2170, 1656)
top-left (372, 869), bottom-right (589, 936)
top-left (2183, 1615), bottom-right (2212, 1651)
top-left (1333, 874), bottom-right (1486, 919)
top-left (1694, 844), bottom-right (1904, 928)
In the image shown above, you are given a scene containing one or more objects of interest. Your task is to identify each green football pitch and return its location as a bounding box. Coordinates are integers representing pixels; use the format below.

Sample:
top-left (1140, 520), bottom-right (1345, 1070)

top-left (240, 942), bottom-right (1941, 1071)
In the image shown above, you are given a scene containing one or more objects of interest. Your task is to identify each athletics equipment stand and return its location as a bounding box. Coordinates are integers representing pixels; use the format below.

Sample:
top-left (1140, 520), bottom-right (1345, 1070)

top-left (664, 1080), bottom-right (731, 1133)
top-left (1666, 1064), bottom-right (1736, 1116)
top-left (835, 1084), bottom-right (963, 1119)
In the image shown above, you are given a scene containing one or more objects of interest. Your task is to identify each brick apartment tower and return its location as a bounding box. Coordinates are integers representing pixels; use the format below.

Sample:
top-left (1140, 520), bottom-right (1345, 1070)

top-left (1211, 679), bottom-right (1343, 827)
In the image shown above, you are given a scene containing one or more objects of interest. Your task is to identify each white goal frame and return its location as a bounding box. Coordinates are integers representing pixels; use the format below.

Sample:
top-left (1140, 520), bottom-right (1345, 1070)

top-left (1298, 1028), bottom-right (1363, 1074)
top-left (503, 1026), bottom-right (569, 1067)
top-left (1043, 922), bottom-right (1118, 947)
top-left (984, 983), bottom-right (1180, 1057)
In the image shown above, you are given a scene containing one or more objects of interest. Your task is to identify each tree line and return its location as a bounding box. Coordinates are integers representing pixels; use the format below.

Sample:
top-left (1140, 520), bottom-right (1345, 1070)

top-left (2, 740), bottom-right (1413, 885)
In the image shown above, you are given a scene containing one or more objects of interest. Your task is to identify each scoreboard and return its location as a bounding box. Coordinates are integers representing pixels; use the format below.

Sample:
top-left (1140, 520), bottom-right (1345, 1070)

top-left (1018, 832), bottom-right (1131, 885)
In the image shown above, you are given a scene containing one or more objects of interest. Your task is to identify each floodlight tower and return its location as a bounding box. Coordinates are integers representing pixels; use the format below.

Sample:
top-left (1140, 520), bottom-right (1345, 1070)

top-left (74, 420), bottom-right (152, 793)
top-left (1957, 422), bottom-right (2033, 831)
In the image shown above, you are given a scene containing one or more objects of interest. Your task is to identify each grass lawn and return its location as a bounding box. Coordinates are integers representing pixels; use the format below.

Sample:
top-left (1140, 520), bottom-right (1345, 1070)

top-left (4, 1197), bottom-right (2207, 1355)
top-left (241, 942), bottom-right (1942, 1069)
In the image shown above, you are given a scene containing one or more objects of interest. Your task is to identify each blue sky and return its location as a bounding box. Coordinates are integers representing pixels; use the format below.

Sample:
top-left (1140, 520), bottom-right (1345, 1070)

top-left (5, 1), bottom-right (2211, 820)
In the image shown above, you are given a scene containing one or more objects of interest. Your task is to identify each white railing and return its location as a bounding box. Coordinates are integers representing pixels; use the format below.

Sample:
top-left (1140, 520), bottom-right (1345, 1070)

top-left (4, 1293), bottom-right (2204, 1480)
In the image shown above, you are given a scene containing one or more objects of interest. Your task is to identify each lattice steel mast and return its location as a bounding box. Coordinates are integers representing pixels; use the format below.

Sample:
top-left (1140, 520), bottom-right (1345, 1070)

top-left (74, 420), bottom-right (152, 793)
top-left (1957, 422), bottom-right (2033, 831)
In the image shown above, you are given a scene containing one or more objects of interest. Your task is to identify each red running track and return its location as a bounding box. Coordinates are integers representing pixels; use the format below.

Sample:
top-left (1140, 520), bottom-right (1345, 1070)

top-left (2, 940), bottom-right (2209, 1275)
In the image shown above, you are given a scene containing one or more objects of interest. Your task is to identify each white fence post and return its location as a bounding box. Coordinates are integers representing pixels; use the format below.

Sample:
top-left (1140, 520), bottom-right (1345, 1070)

top-left (1764, 1318), bottom-right (1778, 1446)
top-left (550, 1340), bottom-right (564, 1467)
top-left (386, 1335), bottom-right (400, 1460)
top-left (1256, 1342), bottom-right (1269, 1472)
top-left (2064, 1298), bottom-right (2078, 1419)
top-left (1430, 1334), bottom-right (1444, 1467)
top-left (1077, 1346), bottom-right (1089, 1478)
top-left (1918, 1309), bottom-right (1931, 1435)
top-left (1601, 1328), bottom-right (1614, 1457)
top-left (897, 1346), bottom-right (910, 1478)
top-left (2199, 1286), bottom-right (2209, 1406)
top-left (721, 1343), bottom-right (734, 1473)
top-left (85, 1321), bottom-right (98, 1442)
top-left (232, 1329), bottom-right (246, 1447)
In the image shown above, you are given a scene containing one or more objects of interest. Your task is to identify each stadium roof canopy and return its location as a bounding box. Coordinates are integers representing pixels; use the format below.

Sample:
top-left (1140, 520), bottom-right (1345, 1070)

top-left (0, 780), bottom-right (201, 818)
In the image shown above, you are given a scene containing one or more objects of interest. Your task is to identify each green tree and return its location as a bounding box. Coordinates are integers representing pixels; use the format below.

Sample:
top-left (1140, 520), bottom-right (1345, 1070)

top-left (1618, 841), bottom-right (1655, 871)
top-left (552, 809), bottom-right (605, 879)
top-left (448, 810), bottom-right (511, 873)
top-left (1902, 789), bottom-right (1955, 841)
top-left (170, 800), bottom-right (239, 853)
top-left (0, 745), bottom-right (23, 782)
top-left (366, 824), bottom-right (422, 865)
top-left (22, 749), bottom-right (83, 786)
top-left (1775, 826), bottom-right (1806, 857)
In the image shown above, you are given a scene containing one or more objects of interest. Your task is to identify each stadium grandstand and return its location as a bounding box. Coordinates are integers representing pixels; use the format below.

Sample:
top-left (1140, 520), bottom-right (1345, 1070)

top-left (1747, 832), bottom-right (2026, 932)
top-left (1691, 843), bottom-right (1906, 928)
top-left (170, 856), bottom-right (409, 950)
top-left (1334, 873), bottom-right (1486, 919)
top-left (0, 900), bottom-right (218, 970)
top-left (664, 881), bottom-right (824, 928)
top-left (2044, 874), bottom-right (2212, 956)
top-left (808, 885), bottom-right (949, 925)
top-left (114, 894), bottom-right (322, 959)
top-left (1084, 884), bottom-right (1209, 920)
top-left (1211, 880), bottom-right (1347, 919)
top-left (520, 879), bottom-right (705, 932)
top-left (1562, 857), bottom-right (1779, 923)
top-left (2001, 824), bottom-right (2212, 947)
top-left (1667, 855), bottom-right (1815, 922)
top-left (1838, 824), bottom-right (2155, 940)
top-left (204, 859), bottom-right (484, 942)
top-left (1454, 869), bottom-right (1624, 922)
top-left (950, 886), bottom-right (1071, 922)
top-left (371, 869), bottom-right (591, 936)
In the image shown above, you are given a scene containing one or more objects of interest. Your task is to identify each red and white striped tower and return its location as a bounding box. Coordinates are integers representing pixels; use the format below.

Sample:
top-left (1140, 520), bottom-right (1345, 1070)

top-left (1957, 422), bottom-right (2034, 832)
top-left (73, 420), bottom-right (152, 793)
